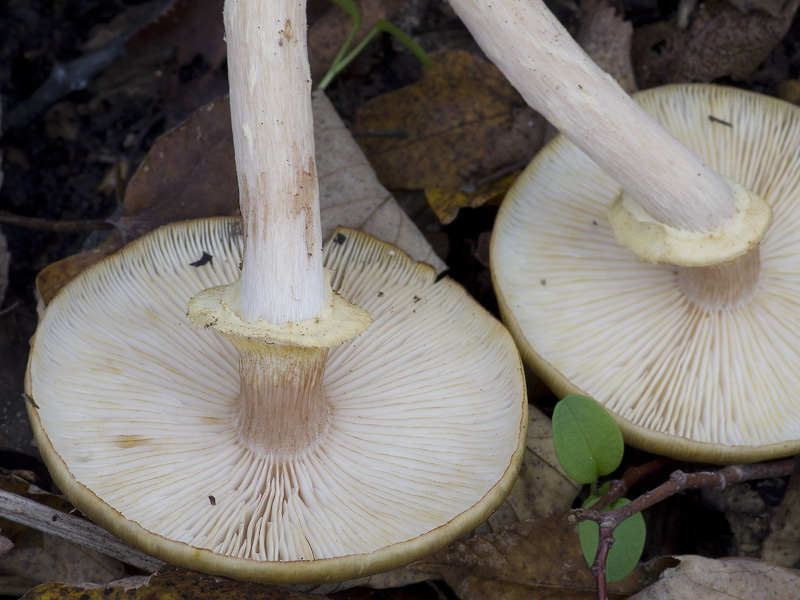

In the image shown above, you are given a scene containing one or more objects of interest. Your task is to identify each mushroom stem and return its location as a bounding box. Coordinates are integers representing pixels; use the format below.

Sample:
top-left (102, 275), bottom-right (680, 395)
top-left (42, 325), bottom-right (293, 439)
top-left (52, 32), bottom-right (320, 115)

top-left (188, 278), bottom-right (371, 457)
top-left (225, 0), bottom-right (325, 324)
top-left (189, 1), bottom-right (371, 456)
top-left (447, 0), bottom-right (735, 232)
top-left (233, 341), bottom-right (329, 456)
top-left (678, 250), bottom-right (761, 311)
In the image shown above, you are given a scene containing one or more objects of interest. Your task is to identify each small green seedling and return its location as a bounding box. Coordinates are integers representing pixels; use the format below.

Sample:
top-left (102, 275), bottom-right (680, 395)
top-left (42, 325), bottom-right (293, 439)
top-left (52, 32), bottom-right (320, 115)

top-left (552, 394), bottom-right (646, 582)
top-left (319, 0), bottom-right (432, 90)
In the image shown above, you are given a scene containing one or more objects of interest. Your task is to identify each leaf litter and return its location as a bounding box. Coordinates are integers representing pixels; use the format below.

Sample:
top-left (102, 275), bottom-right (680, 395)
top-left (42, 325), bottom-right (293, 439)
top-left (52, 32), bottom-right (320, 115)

top-left (2, 0), bottom-right (800, 598)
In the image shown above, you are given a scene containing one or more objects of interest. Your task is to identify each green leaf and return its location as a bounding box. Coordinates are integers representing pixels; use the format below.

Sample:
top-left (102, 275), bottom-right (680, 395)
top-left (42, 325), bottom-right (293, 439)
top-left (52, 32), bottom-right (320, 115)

top-left (552, 394), bottom-right (624, 484)
top-left (578, 497), bottom-right (646, 582)
top-left (374, 19), bottom-right (433, 67)
top-left (329, 0), bottom-right (361, 26)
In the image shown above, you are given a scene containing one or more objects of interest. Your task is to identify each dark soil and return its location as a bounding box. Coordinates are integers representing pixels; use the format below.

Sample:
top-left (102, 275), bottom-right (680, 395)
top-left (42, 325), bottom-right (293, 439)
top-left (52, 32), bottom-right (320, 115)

top-left (1, 0), bottom-right (799, 595)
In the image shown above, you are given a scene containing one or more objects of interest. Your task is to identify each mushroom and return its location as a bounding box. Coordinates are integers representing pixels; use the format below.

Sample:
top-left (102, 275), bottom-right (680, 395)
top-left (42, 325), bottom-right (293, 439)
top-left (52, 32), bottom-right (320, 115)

top-left (446, 0), bottom-right (800, 461)
top-left (25, 0), bottom-right (527, 583)
top-left (493, 84), bottom-right (800, 462)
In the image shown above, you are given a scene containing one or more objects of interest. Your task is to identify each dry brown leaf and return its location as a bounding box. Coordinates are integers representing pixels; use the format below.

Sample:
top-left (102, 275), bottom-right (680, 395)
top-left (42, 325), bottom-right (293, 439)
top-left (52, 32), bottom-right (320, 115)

top-left (482, 406), bottom-right (581, 532)
top-left (120, 98), bottom-right (239, 234)
top-left (413, 512), bottom-right (657, 600)
top-left (312, 91), bottom-right (446, 271)
top-left (632, 0), bottom-right (800, 88)
top-left (727, 0), bottom-right (786, 17)
top-left (577, 0), bottom-right (637, 93)
top-left (1, 472), bottom-right (126, 596)
top-left (0, 228), bottom-right (8, 307)
top-left (0, 532), bottom-right (12, 561)
top-left (702, 483), bottom-right (770, 557)
top-left (354, 49), bottom-right (544, 191)
top-left (425, 171), bottom-right (518, 225)
top-left (629, 555), bottom-right (800, 599)
top-left (762, 475), bottom-right (800, 567)
top-left (127, 0), bottom-right (227, 69)
top-left (20, 566), bottom-right (324, 600)
top-left (423, 103), bottom-right (544, 224)
top-left (778, 79), bottom-right (800, 105)
top-left (36, 92), bottom-right (444, 306)
top-left (1, 535), bottom-right (124, 591)
top-left (0, 102), bottom-right (6, 305)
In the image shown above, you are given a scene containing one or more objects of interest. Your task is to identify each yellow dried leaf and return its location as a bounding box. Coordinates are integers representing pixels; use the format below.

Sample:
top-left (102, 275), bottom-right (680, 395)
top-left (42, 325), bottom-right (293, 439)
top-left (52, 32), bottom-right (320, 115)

top-left (355, 50), bottom-right (542, 191)
top-left (777, 80), bottom-right (800, 105)
top-left (425, 171), bottom-right (519, 225)
top-left (20, 567), bottom-right (323, 600)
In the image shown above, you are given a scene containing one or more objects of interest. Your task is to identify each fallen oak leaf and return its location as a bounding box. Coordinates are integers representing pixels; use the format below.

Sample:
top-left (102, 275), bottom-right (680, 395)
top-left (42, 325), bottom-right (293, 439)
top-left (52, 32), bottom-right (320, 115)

top-left (629, 555), bottom-right (800, 599)
top-left (727, 0), bottom-right (786, 17)
top-left (127, 0), bottom-right (227, 69)
top-left (117, 97), bottom-right (239, 240)
top-left (1, 535), bottom-right (124, 594)
top-left (479, 406), bottom-right (581, 533)
top-left (354, 49), bottom-right (544, 191)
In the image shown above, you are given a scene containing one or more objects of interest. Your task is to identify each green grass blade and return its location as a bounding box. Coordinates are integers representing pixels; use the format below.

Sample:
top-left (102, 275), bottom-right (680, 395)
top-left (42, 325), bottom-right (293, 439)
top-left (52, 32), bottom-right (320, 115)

top-left (375, 19), bottom-right (432, 67)
top-left (329, 0), bottom-right (361, 27)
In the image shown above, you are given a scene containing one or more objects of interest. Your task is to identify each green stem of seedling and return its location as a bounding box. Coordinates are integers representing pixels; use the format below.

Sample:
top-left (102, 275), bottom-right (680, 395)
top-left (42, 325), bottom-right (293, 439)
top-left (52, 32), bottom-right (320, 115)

top-left (319, 0), bottom-right (431, 91)
top-left (318, 25), bottom-right (380, 90)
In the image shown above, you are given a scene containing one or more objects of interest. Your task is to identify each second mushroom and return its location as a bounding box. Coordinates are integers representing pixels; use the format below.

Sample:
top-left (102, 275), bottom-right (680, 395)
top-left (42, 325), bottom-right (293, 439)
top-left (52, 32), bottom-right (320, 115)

top-left (447, 0), bottom-right (800, 462)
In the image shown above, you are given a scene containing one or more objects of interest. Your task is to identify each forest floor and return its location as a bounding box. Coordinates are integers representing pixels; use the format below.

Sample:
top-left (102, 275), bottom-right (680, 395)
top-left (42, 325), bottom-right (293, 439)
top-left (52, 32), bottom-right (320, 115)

top-left (1, 0), bottom-right (800, 598)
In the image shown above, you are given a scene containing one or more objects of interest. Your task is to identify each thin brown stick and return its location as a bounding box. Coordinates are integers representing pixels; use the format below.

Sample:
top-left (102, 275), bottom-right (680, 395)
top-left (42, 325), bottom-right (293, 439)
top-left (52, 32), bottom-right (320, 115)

top-left (0, 489), bottom-right (163, 571)
top-left (590, 456), bottom-right (672, 511)
top-left (580, 457), bottom-right (800, 530)
top-left (576, 456), bottom-right (800, 600)
top-left (591, 527), bottom-right (615, 600)
top-left (0, 211), bottom-right (115, 232)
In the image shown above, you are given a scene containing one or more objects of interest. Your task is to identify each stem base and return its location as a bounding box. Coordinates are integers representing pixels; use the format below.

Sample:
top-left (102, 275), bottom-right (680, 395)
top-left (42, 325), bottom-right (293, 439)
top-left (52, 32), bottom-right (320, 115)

top-left (609, 177), bottom-right (771, 267)
top-left (187, 276), bottom-right (371, 456)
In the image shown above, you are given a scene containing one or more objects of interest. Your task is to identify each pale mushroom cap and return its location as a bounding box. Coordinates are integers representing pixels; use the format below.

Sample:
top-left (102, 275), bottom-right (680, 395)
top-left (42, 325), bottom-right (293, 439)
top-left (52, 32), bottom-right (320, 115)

top-left (492, 84), bottom-right (800, 463)
top-left (27, 218), bottom-right (526, 583)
